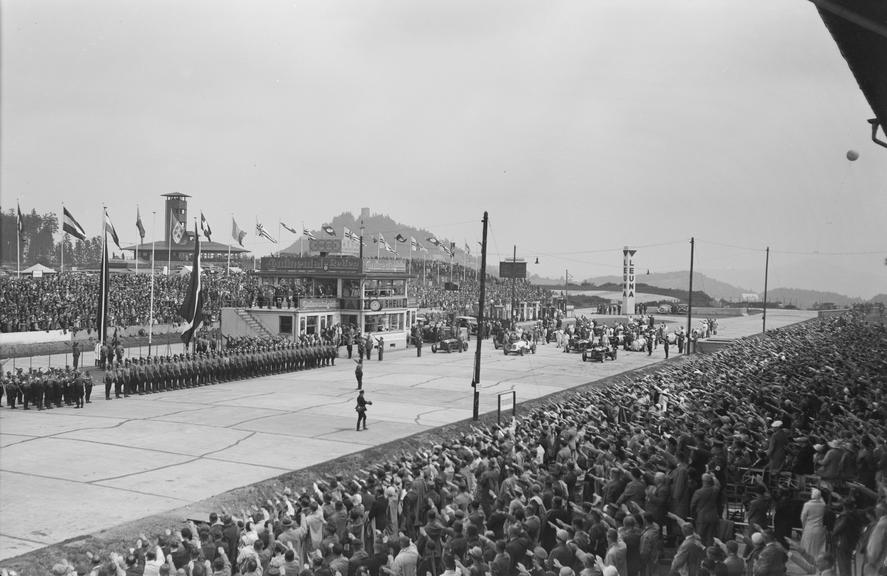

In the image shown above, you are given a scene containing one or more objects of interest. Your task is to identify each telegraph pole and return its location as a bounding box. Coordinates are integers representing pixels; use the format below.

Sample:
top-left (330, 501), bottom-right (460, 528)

top-left (762, 246), bottom-right (770, 333)
top-left (686, 237), bottom-right (695, 354)
top-left (472, 211), bottom-right (489, 421)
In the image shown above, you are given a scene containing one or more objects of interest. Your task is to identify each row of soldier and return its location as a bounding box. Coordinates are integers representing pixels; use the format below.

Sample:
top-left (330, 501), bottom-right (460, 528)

top-left (2, 340), bottom-right (339, 408)
top-left (101, 341), bottom-right (339, 398)
top-left (2, 366), bottom-right (94, 409)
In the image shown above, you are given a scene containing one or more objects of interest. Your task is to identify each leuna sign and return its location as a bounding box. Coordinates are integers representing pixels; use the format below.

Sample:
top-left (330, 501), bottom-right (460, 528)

top-left (622, 247), bottom-right (637, 315)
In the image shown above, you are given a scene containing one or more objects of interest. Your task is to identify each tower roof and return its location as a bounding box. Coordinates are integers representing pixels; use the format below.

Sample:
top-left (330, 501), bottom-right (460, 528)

top-left (161, 192), bottom-right (191, 199)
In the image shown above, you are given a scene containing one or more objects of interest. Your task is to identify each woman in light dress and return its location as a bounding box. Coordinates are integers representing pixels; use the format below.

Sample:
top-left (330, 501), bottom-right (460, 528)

top-left (799, 488), bottom-right (828, 559)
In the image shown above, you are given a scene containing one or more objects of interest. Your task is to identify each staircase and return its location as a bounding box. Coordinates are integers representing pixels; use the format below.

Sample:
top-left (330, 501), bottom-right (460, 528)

top-left (235, 309), bottom-right (275, 339)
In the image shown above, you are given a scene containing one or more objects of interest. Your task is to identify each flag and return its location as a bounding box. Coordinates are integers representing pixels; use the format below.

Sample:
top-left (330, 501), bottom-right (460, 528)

top-left (62, 207), bottom-right (87, 241)
top-left (169, 210), bottom-right (186, 246)
top-left (136, 207), bottom-right (146, 242)
top-left (303, 228), bottom-right (317, 240)
top-left (97, 240), bottom-right (110, 344)
top-left (464, 241), bottom-right (471, 255)
top-left (179, 223), bottom-right (205, 345)
top-left (105, 208), bottom-right (122, 250)
top-left (256, 221), bottom-right (278, 243)
top-left (232, 218), bottom-right (247, 246)
top-left (343, 226), bottom-right (357, 241)
top-left (440, 242), bottom-right (453, 256)
top-left (281, 222), bottom-right (298, 234)
top-left (427, 236), bottom-right (440, 247)
top-left (200, 212), bottom-right (212, 241)
top-left (395, 233), bottom-right (408, 243)
top-left (384, 240), bottom-right (397, 254)
top-left (16, 202), bottom-right (24, 236)
top-left (418, 241), bottom-right (428, 253)
top-left (410, 236), bottom-right (419, 251)
top-left (322, 225), bottom-right (336, 236)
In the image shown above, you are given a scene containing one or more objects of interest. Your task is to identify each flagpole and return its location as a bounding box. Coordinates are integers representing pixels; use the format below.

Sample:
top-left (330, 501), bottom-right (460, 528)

top-left (17, 198), bottom-right (21, 278)
top-left (100, 206), bottom-right (106, 346)
top-left (277, 221), bottom-right (281, 258)
top-left (135, 205), bottom-right (140, 275)
top-left (167, 210), bottom-right (172, 275)
top-left (149, 211), bottom-right (156, 356)
top-left (301, 221), bottom-right (304, 257)
top-left (60, 203), bottom-right (65, 274)
top-left (227, 214), bottom-right (232, 276)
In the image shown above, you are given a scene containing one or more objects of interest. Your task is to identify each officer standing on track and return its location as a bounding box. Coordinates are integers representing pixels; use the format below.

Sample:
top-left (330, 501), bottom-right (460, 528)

top-left (355, 389), bottom-right (372, 431)
top-left (354, 359), bottom-right (363, 390)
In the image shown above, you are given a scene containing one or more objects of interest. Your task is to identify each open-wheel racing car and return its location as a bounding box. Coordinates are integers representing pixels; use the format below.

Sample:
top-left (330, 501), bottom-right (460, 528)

top-left (582, 344), bottom-right (617, 362)
top-left (503, 339), bottom-right (537, 356)
top-left (431, 337), bottom-right (469, 353)
top-left (564, 335), bottom-right (592, 353)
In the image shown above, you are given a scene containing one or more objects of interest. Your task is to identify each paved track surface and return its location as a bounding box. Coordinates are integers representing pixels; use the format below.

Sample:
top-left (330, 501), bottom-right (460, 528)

top-left (0, 309), bottom-right (815, 560)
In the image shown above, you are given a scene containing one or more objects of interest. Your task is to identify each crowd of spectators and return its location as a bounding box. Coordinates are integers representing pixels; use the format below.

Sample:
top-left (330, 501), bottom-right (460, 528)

top-left (0, 273), bottom-right (294, 334)
top-left (411, 278), bottom-right (553, 314)
top-left (19, 312), bottom-right (885, 576)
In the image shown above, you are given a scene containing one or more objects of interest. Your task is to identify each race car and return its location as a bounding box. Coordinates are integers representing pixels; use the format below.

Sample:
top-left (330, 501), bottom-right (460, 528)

top-left (564, 335), bottom-right (592, 353)
top-left (582, 345), bottom-right (617, 362)
top-left (431, 337), bottom-right (469, 353)
top-left (503, 339), bottom-right (537, 356)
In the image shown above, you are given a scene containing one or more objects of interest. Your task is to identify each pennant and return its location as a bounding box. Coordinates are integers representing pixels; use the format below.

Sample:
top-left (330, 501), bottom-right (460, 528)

top-left (395, 233), bottom-right (408, 243)
top-left (232, 218), bottom-right (247, 247)
top-left (105, 208), bottom-right (122, 250)
top-left (179, 223), bottom-right (205, 346)
top-left (169, 210), bottom-right (186, 246)
top-left (303, 228), bottom-right (317, 240)
top-left (427, 236), bottom-right (440, 246)
top-left (256, 221), bottom-right (278, 243)
top-left (322, 225), bottom-right (336, 236)
top-left (62, 207), bottom-right (87, 241)
top-left (281, 222), bottom-right (298, 234)
top-left (97, 240), bottom-right (110, 344)
top-left (200, 212), bottom-right (212, 241)
top-left (16, 202), bottom-right (24, 236)
top-left (136, 207), bottom-right (146, 242)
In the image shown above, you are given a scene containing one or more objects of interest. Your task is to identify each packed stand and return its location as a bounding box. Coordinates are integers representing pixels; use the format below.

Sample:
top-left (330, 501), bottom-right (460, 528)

top-left (411, 278), bottom-right (553, 314)
top-left (22, 311), bottom-right (886, 576)
top-left (0, 273), bottom-right (296, 334)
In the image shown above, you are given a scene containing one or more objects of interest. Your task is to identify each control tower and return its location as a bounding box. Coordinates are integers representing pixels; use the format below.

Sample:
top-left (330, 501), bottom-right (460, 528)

top-left (162, 192), bottom-right (190, 244)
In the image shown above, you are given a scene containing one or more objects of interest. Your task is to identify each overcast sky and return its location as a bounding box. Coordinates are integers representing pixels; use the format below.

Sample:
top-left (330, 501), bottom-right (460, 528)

top-left (2, 0), bottom-right (885, 297)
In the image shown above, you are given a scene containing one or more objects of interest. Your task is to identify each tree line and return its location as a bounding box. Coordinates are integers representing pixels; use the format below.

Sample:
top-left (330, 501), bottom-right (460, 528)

top-left (1, 209), bottom-right (104, 268)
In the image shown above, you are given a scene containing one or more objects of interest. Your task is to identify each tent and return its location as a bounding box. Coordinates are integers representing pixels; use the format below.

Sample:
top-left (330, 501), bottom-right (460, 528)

top-left (22, 263), bottom-right (58, 277)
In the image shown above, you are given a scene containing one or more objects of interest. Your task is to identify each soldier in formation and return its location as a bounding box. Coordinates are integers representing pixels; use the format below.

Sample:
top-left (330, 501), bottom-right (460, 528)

top-left (1, 366), bottom-right (93, 409)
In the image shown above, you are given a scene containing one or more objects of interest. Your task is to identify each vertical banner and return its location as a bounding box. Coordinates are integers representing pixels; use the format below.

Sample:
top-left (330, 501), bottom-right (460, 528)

top-left (622, 246), bottom-right (637, 315)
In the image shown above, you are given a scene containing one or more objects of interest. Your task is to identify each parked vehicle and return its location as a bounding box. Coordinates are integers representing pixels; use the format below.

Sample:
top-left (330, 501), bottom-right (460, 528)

top-left (431, 337), bottom-right (469, 353)
top-left (582, 344), bottom-right (617, 362)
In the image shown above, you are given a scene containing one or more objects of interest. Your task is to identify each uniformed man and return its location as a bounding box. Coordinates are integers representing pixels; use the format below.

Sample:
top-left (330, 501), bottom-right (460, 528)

top-left (71, 373), bottom-right (84, 408)
top-left (81, 370), bottom-right (93, 403)
top-left (30, 370), bottom-right (45, 411)
top-left (6, 372), bottom-right (20, 409)
top-left (104, 365), bottom-right (114, 400)
top-left (72, 341), bottom-right (82, 369)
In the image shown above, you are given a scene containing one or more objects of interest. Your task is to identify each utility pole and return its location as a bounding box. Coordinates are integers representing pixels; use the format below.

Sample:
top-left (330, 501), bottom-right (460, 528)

top-left (564, 269), bottom-right (569, 316)
top-left (511, 245), bottom-right (517, 328)
top-left (762, 246), bottom-right (770, 333)
top-left (473, 211), bottom-right (488, 421)
top-left (686, 237), bottom-right (694, 354)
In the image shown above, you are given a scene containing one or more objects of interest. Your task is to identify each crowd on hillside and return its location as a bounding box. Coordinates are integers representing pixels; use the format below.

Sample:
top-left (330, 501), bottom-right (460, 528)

top-left (0, 273), bottom-right (297, 334)
top-left (15, 312), bottom-right (885, 576)
top-left (411, 278), bottom-right (552, 313)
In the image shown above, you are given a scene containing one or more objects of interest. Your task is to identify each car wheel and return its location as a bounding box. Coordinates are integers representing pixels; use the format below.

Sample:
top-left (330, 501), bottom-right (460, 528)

top-left (503, 350), bottom-right (508, 355)
top-left (581, 352), bottom-right (587, 362)
top-left (519, 348), bottom-right (524, 356)
top-left (431, 345), bottom-right (437, 353)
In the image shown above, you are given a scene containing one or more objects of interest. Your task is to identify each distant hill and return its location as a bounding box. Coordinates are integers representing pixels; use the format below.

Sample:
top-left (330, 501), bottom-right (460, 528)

top-left (281, 211), bottom-right (471, 260)
top-left (870, 293), bottom-right (887, 304)
top-left (766, 287), bottom-right (863, 309)
top-left (582, 271), bottom-right (751, 301)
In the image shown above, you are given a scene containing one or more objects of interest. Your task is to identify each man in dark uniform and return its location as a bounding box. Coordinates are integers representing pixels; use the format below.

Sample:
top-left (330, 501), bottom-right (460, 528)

top-left (6, 372), bottom-right (20, 408)
top-left (357, 334), bottom-right (365, 362)
top-left (416, 333), bottom-right (423, 357)
top-left (71, 373), bottom-right (84, 408)
top-left (375, 336), bottom-right (384, 361)
top-left (355, 390), bottom-right (372, 431)
top-left (20, 373), bottom-right (31, 410)
top-left (72, 341), bottom-right (81, 369)
top-left (355, 359), bottom-right (363, 390)
top-left (30, 370), bottom-right (45, 410)
top-left (345, 330), bottom-right (354, 359)
top-left (364, 333), bottom-right (373, 361)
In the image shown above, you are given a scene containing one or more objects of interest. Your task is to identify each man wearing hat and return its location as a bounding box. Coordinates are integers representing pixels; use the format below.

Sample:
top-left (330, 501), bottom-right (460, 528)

top-left (766, 420), bottom-right (788, 473)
